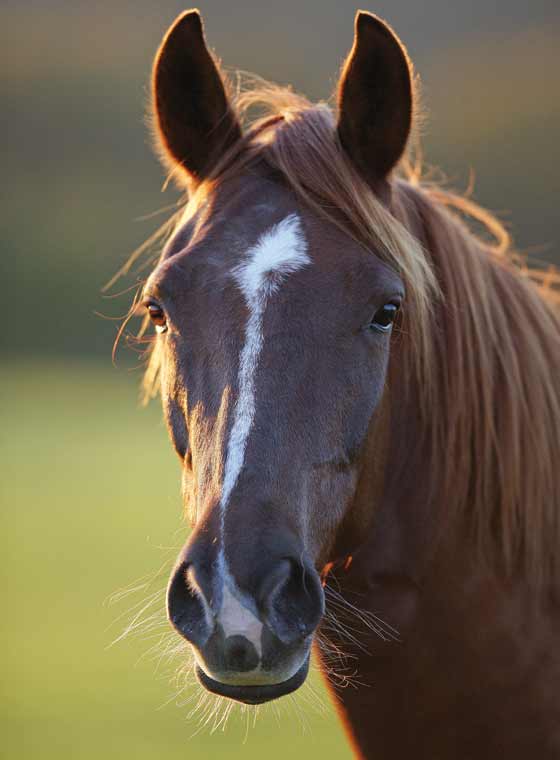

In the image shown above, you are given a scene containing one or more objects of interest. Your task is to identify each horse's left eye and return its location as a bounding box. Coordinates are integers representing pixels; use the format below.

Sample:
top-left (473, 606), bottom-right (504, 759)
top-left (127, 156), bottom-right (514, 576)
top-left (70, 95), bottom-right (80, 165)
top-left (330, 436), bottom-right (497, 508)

top-left (370, 303), bottom-right (399, 332)
top-left (146, 302), bottom-right (168, 334)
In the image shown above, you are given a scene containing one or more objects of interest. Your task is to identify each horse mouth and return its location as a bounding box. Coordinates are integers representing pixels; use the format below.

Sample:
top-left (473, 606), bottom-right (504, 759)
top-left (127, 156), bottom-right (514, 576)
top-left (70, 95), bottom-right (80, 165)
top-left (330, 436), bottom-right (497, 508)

top-left (195, 656), bottom-right (310, 704)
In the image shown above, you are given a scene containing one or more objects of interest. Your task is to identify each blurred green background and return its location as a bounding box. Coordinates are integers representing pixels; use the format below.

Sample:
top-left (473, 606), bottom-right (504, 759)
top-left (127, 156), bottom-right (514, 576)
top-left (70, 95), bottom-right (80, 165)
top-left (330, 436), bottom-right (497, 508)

top-left (2, 1), bottom-right (559, 758)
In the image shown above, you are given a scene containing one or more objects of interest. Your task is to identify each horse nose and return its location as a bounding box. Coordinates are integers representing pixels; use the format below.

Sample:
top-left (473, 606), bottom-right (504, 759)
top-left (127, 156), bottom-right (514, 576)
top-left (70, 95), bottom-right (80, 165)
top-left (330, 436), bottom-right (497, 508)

top-left (167, 550), bottom-right (324, 653)
top-left (258, 558), bottom-right (325, 645)
top-left (166, 561), bottom-right (215, 648)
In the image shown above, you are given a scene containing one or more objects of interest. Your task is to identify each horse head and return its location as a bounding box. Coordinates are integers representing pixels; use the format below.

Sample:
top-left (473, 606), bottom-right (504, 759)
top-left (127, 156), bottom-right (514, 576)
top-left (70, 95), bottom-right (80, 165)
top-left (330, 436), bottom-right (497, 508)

top-left (145, 10), bottom-right (419, 704)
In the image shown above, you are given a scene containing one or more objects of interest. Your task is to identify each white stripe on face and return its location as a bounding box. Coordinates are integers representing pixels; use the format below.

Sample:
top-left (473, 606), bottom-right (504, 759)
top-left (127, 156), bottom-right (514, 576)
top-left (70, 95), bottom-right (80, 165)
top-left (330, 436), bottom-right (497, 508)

top-left (216, 213), bottom-right (310, 647)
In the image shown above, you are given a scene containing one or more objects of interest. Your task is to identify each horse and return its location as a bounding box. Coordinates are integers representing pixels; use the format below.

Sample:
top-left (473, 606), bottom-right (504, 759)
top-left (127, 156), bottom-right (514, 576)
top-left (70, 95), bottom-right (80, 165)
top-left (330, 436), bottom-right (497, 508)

top-left (130, 9), bottom-right (560, 758)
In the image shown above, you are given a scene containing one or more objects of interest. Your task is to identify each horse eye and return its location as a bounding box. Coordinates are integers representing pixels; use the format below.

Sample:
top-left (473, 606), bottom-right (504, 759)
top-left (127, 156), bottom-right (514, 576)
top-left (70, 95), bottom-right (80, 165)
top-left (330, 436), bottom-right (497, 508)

top-left (371, 303), bottom-right (399, 332)
top-left (146, 302), bottom-right (168, 334)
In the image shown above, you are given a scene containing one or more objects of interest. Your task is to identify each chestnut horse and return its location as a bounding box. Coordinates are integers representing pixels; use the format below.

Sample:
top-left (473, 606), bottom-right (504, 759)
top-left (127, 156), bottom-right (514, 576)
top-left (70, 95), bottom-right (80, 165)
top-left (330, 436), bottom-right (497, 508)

top-left (134, 9), bottom-right (560, 758)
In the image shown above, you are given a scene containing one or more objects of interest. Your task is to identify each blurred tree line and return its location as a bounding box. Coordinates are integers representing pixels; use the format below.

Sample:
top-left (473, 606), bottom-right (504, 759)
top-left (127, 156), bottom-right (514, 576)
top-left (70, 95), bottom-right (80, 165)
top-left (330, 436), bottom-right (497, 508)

top-left (2, 0), bottom-right (558, 358)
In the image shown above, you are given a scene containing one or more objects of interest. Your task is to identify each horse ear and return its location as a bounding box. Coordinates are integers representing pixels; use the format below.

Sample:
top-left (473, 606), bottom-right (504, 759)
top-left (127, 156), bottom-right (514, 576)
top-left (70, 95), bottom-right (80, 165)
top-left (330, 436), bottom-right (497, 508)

top-left (151, 10), bottom-right (242, 182)
top-left (337, 12), bottom-right (413, 185)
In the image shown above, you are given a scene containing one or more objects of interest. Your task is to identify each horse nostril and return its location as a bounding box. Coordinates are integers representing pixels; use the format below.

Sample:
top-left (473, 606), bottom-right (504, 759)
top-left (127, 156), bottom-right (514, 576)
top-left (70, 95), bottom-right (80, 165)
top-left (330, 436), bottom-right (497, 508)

top-left (223, 635), bottom-right (260, 672)
top-left (166, 561), bottom-right (214, 648)
top-left (260, 558), bottom-right (325, 645)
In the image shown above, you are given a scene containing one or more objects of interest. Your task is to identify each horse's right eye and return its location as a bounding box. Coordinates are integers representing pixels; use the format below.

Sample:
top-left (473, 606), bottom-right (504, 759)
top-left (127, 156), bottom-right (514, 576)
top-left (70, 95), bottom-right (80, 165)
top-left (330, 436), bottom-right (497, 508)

top-left (146, 302), bottom-right (168, 334)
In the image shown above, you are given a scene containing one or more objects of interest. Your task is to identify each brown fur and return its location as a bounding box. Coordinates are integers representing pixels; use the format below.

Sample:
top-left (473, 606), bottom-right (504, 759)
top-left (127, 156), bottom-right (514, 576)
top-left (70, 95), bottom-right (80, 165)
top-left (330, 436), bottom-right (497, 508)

top-left (144, 77), bottom-right (560, 592)
top-left (123, 10), bottom-right (560, 757)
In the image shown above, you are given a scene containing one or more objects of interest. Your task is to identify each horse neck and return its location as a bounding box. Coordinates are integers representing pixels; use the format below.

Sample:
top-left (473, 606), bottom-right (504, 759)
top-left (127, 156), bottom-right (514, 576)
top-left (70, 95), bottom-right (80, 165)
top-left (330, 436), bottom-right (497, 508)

top-left (374, 179), bottom-right (560, 595)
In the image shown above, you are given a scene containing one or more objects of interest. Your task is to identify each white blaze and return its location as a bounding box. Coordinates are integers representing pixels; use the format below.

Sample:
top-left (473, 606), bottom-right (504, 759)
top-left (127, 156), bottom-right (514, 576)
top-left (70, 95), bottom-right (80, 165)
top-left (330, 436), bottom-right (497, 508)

top-left (216, 213), bottom-right (310, 651)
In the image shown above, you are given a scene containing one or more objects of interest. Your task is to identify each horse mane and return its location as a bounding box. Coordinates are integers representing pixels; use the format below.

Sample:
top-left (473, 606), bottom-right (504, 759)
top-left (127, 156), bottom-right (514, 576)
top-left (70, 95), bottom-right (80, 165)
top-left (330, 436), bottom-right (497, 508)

top-left (138, 77), bottom-right (560, 591)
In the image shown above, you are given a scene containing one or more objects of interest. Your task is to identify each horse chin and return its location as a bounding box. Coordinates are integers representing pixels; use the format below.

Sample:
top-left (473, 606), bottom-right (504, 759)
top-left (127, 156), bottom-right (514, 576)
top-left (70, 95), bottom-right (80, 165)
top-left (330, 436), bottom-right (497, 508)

top-left (195, 655), bottom-right (310, 705)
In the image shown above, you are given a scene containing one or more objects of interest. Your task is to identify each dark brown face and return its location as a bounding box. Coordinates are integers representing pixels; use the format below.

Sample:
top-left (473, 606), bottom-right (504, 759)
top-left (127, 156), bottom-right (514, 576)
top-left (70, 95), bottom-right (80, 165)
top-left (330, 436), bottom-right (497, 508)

top-left (146, 9), bottom-right (414, 703)
top-left (143, 171), bottom-right (403, 702)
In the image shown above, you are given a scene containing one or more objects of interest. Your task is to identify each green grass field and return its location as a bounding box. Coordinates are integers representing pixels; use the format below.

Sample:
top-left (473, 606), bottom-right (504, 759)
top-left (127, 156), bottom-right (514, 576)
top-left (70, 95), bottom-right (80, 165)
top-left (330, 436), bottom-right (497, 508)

top-left (1, 361), bottom-right (351, 759)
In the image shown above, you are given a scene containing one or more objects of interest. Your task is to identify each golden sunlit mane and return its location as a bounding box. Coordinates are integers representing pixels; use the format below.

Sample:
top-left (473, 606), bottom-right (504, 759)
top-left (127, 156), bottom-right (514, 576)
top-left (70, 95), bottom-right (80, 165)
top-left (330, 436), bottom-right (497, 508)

top-left (140, 78), bottom-right (560, 590)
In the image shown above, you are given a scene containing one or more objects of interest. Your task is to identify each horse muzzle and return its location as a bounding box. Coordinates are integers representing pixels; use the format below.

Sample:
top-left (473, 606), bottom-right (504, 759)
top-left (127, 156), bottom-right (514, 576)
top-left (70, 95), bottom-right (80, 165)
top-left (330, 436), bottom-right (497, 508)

top-left (166, 548), bottom-right (324, 703)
